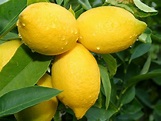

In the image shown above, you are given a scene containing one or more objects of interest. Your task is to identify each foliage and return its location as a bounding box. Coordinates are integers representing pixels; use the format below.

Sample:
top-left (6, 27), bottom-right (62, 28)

top-left (0, 0), bottom-right (161, 121)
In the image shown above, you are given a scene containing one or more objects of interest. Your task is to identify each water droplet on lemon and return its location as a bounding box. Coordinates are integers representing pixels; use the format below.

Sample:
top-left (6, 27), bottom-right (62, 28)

top-left (22, 23), bottom-right (25, 27)
top-left (96, 47), bottom-right (100, 50)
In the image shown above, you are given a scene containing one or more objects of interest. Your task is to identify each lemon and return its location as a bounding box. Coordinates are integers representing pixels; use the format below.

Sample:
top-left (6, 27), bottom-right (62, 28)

top-left (77, 6), bottom-right (147, 54)
top-left (14, 73), bottom-right (58, 121)
top-left (0, 40), bottom-right (22, 71)
top-left (51, 43), bottom-right (100, 119)
top-left (17, 2), bottom-right (79, 55)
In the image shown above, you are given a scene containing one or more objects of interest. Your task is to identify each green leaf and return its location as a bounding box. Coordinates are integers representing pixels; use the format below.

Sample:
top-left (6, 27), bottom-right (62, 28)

top-left (0, 0), bottom-right (27, 37)
top-left (86, 105), bottom-right (117, 121)
top-left (0, 44), bottom-right (52, 97)
top-left (99, 65), bottom-right (111, 110)
top-left (154, 111), bottom-right (161, 121)
top-left (68, 5), bottom-right (75, 17)
top-left (78, 0), bottom-right (92, 10)
top-left (27, 0), bottom-right (49, 5)
top-left (55, 0), bottom-right (63, 5)
top-left (140, 53), bottom-right (151, 74)
top-left (94, 92), bottom-right (103, 108)
top-left (121, 86), bottom-right (135, 105)
top-left (138, 28), bottom-right (152, 43)
top-left (123, 99), bottom-right (143, 114)
top-left (125, 69), bottom-right (161, 88)
top-left (0, 32), bottom-right (19, 42)
top-left (129, 43), bottom-right (151, 63)
top-left (136, 88), bottom-right (152, 108)
top-left (75, 7), bottom-right (84, 18)
top-left (0, 86), bottom-right (61, 117)
top-left (153, 77), bottom-right (161, 86)
top-left (117, 110), bottom-right (144, 121)
top-left (87, 0), bottom-right (105, 8)
top-left (133, 0), bottom-right (157, 13)
top-left (101, 54), bottom-right (117, 77)
top-left (154, 100), bottom-right (161, 116)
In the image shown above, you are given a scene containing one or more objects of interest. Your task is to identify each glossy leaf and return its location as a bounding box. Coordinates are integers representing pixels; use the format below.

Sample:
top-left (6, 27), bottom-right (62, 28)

top-left (121, 86), bottom-right (135, 105)
top-left (133, 0), bottom-right (157, 13)
top-left (125, 69), bottom-right (161, 88)
top-left (0, 0), bottom-right (27, 37)
top-left (129, 43), bottom-right (151, 63)
top-left (0, 44), bottom-right (52, 97)
top-left (0, 32), bottom-right (19, 42)
top-left (140, 53), bottom-right (151, 74)
top-left (99, 65), bottom-right (111, 109)
top-left (123, 99), bottom-right (143, 114)
top-left (78, 0), bottom-right (92, 10)
top-left (89, 0), bottom-right (105, 7)
top-left (138, 28), bottom-right (152, 43)
top-left (68, 5), bottom-right (75, 17)
top-left (55, 0), bottom-right (63, 5)
top-left (0, 86), bottom-right (61, 117)
top-left (101, 54), bottom-right (117, 77)
top-left (86, 105), bottom-right (117, 121)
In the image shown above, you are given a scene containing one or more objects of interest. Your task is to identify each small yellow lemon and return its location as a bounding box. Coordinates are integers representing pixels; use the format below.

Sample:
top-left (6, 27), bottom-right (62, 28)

top-left (77, 6), bottom-right (147, 54)
top-left (14, 73), bottom-right (58, 121)
top-left (51, 43), bottom-right (100, 119)
top-left (0, 40), bottom-right (22, 71)
top-left (17, 2), bottom-right (79, 55)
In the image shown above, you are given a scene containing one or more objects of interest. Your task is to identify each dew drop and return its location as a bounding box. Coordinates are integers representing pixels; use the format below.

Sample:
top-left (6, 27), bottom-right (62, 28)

top-left (74, 31), bottom-right (78, 35)
top-left (96, 47), bottom-right (100, 51)
top-left (79, 36), bottom-right (83, 39)
top-left (64, 41), bottom-right (68, 45)
top-left (44, 46), bottom-right (48, 49)
top-left (18, 33), bottom-right (22, 38)
top-left (61, 47), bottom-right (64, 50)
top-left (22, 23), bottom-right (25, 27)
top-left (129, 36), bottom-right (133, 39)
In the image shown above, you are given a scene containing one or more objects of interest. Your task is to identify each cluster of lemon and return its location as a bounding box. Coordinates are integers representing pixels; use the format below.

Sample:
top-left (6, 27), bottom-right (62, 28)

top-left (0, 2), bottom-right (147, 121)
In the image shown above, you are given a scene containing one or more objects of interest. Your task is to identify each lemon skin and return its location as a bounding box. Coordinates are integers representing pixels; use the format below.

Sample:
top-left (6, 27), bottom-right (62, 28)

top-left (17, 2), bottom-right (79, 55)
top-left (77, 6), bottom-right (147, 54)
top-left (51, 43), bottom-right (100, 119)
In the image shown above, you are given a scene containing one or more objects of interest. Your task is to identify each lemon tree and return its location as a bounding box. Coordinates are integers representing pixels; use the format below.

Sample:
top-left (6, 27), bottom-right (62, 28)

top-left (0, 0), bottom-right (161, 121)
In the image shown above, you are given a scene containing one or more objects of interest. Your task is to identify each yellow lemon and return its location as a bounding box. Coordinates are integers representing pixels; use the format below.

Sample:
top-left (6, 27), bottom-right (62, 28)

top-left (14, 73), bottom-right (58, 121)
top-left (0, 40), bottom-right (22, 71)
top-left (51, 43), bottom-right (100, 119)
top-left (17, 2), bottom-right (79, 55)
top-left (77, 6), bottom-right (147, 54)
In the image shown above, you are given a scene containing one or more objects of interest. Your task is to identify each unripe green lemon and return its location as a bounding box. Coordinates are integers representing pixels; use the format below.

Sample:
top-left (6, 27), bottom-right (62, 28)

top-left (0, 40), bottom-right (22, 71)
top-left (14, 73), bottom-right (58, 121)
top-left (51, 43), bottom-right (100, 119)
top-left (17, 2), bottom-right (79, 55)
top-left (77, 6), bottom-right (147, 54)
